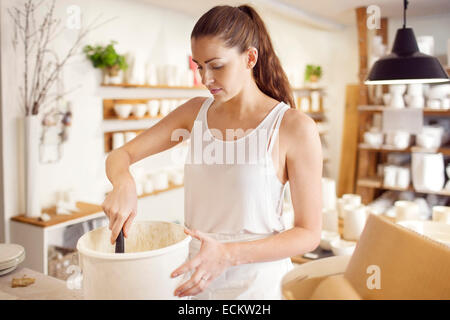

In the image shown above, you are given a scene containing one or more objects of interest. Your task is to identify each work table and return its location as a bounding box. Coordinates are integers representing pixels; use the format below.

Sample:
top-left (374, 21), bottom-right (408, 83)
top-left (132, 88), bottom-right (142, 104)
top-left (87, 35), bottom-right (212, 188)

top-left (0, 267), bottom-right (82, 300)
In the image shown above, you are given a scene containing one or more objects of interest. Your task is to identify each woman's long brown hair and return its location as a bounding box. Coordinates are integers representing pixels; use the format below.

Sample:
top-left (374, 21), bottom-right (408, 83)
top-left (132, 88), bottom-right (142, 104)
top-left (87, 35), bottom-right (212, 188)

top-left (191, 4), bottom-right (295, 108)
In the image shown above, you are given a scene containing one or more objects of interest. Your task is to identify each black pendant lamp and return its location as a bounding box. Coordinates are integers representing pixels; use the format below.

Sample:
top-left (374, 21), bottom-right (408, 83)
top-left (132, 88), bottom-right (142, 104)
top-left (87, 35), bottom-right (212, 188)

top-left (365, 0), bottom-right (449, 85)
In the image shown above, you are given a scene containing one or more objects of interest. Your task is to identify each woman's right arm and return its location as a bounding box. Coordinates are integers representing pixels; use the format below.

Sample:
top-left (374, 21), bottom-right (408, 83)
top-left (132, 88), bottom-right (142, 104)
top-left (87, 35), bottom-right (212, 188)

top-left (102, 96), bottom-right (207, 244)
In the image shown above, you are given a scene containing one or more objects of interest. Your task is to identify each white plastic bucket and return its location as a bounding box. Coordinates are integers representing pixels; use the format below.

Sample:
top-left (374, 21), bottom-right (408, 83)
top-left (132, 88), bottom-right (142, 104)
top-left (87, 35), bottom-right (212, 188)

top-left (77, 221), bottom-right (191, 300)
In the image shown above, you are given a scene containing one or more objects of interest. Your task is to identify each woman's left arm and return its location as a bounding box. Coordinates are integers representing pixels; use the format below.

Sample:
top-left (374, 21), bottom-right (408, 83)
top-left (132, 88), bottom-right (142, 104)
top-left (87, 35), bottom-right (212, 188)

top-left (172, 111), bottom-right (323, 297)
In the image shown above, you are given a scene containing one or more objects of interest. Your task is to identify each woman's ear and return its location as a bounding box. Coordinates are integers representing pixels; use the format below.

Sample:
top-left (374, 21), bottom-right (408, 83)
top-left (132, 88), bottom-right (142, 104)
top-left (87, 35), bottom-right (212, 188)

top-left (246, 47), bottom-right (258, 68)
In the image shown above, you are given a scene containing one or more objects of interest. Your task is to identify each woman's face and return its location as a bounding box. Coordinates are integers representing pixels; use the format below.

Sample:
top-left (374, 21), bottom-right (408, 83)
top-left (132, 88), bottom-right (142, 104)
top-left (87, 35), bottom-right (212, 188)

top-left (191, 36), bottom-right (252, 101)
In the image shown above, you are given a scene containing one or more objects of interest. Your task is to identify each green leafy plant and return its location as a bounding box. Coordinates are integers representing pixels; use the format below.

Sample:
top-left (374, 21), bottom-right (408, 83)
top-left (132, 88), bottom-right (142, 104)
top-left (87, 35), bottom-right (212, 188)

top-left (83, 41), bottom-right (128, 76)
top-left (304, 64), bottom-right (322, 82)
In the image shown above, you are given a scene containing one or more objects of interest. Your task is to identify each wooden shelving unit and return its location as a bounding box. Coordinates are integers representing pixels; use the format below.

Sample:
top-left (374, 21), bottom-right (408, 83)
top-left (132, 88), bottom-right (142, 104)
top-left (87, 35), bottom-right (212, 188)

top-left (355, 107), bottom-right (450, 203)
top-left (101, 83), bottom-right (205, 90)
top-left (11, 202), bottom-right (103, 228)
top-left (358, 143), bottom-right (450, 156)
top-left (357, 177), bottom-right (450, 197)
top-left (358, 105), bottom-right (450, 116)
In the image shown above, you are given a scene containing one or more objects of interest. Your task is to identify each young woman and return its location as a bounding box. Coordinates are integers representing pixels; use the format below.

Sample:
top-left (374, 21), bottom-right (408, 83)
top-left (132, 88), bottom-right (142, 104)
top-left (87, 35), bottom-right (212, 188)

top-left (102, 5), bottom-right (322, 300)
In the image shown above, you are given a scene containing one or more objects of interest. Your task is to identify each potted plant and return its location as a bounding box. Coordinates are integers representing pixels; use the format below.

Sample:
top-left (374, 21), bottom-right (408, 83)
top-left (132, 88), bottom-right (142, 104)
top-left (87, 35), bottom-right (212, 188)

top-left (304, 64), bottom-right (322, 83)
top-left (83, 41), bottom-right (128, 80)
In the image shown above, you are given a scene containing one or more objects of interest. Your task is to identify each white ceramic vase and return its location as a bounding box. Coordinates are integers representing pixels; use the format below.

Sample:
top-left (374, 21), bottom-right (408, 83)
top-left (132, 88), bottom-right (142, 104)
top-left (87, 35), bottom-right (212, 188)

top-left (24, 115), bottom-right (41, 218)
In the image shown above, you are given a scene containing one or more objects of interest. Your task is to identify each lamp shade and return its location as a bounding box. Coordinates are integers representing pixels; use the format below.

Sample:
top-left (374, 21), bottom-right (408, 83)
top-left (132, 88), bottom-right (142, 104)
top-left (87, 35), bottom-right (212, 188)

top-left (365, 28), bottom-right (449, 85)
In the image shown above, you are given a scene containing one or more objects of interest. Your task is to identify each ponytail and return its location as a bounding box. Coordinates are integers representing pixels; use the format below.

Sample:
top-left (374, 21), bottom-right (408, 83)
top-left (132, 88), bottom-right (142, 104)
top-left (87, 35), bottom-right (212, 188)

top-left (191, 5), bottom-right (295, 108)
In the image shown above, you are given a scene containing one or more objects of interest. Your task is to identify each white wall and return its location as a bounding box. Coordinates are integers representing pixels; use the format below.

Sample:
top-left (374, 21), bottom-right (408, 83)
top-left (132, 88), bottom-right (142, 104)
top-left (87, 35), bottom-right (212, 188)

top-left (0, 0), bottom-right (359, 242)
top-left (388, 12), bottom-right (450, 63)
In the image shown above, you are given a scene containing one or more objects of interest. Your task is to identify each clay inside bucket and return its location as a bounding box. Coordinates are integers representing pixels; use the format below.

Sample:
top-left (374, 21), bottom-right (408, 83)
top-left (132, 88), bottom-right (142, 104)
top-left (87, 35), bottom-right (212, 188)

top-left (79, 221), bottom-right (187, 254)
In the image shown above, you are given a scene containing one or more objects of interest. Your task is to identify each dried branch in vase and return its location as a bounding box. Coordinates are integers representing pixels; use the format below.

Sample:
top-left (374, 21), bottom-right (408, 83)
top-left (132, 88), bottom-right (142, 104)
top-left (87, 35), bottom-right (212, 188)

top-left (8, 0), bottom-right (116, 116)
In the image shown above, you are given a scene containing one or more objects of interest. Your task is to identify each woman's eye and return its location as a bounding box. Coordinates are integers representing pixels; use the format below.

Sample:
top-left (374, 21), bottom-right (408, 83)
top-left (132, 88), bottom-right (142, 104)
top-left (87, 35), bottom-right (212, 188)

top-left (213, 66), bottom-right (223, 70)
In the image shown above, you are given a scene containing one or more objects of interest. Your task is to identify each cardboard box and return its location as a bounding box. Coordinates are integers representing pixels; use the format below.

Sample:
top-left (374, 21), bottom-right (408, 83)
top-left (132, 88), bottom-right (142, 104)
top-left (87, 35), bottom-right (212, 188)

top-left (282, 214), bottom-right (450, 299)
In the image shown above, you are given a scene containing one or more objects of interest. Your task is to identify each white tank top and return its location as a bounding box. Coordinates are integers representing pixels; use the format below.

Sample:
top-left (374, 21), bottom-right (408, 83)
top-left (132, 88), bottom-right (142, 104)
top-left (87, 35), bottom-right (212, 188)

top-left (184, 96), bottom-right (290, 235)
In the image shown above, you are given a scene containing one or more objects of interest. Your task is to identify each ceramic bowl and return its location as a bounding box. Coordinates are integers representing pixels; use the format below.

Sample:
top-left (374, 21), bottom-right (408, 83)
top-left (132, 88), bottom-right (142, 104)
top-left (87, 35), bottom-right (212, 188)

top-left (114, 104), bottom-right (132, 119)
top-left (320, 230), bottom-right (340, 251)
top-left (330, 239), bottom-right (357, 256)
top-left (132, 104), bottom-right (147, 118)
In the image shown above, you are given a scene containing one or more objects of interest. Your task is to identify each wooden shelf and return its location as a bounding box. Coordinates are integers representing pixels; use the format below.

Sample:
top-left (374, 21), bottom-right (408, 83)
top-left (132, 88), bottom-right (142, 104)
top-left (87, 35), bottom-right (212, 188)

top-left (292, 87), bottom-right (324, 91)
top-left (101, 83), bottom-right (205, 90)
top-left (358, 105), bottom-right (450, 116)
top-left (11, 202), bottom-right (103, 228)
top-left (11, 184), bottom-right (184, 228)
top-left (358, 144), bottom-right (450, 156)
top-left (357, 177), bottom-right (450, 197)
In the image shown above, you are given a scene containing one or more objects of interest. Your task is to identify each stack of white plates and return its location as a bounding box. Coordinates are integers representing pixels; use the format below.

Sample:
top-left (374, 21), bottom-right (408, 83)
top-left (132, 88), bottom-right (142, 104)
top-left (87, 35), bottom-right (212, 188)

top-left (0, 244), bottom-right (25, 276)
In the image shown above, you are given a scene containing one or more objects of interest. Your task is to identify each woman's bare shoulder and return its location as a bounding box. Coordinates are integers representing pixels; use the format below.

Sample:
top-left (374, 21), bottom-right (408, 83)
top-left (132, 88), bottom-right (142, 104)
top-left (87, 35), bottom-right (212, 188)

top-left (280, 108), bottom-right (320, 145)
top-left (175, 96), bottom-right (209, 130)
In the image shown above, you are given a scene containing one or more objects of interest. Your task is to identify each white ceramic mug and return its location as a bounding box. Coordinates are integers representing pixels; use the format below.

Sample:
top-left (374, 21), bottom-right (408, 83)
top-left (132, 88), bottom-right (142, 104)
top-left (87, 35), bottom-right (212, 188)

top-left (393, 131), bottom-right (410, 149)
top-left (432, 206), bottom-right (450, 224)
top-left (114, 104), bottom-right (132, 119)
top-left (300, 97), bottom-right (310, 112)
top-left (150, 171), bottom-right (169, 190)
top-left (338, 194), bottom-right (362, 219)
top-left (396, 167), bottom-right (411, 189)
top-left (441, 98), bottom-right (450, 110)
top-left (411, 152), bottom-right (445, 192)
top-left (170, 100), bottom-right (179, 112)
top-left (321, 178), bottom-right (337, 211)
top-left (343, 205), bottom-right (367, 241)
top-left (143, 179), bottom-right (154, 194)
top-left (322, 208), bottom-right (339, 233)
top-left (395, 200), bottom-right (420, 222)
top-left (383, 165), bottom-right (397, 187)
top-left (132, 104), bottom-right (147, 118)
top-left (364, 131), bottom-right (384, 148)
top-left (427, 99), bottom-right (441, 109)
top-left (160, 99), bottom-right (171, 116)
top-left (404, 94), bottom-right (424, 109)
top-left (147, 100), bottom-right (160, 117)
top-left (112, 132), bottom-right (125, 150)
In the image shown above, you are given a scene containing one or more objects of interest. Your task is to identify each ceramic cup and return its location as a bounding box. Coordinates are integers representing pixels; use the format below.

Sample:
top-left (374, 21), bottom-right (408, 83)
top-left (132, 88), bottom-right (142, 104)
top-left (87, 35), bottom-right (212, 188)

top-left (147, 100), bottom-right (160, 117)
top-left (394, 200), bottom-right (420, 222)
top-left (396, 167), bottom-right (411, 189)
top-left (343, 205), bottom-right (367, 241)
top-left (321, 177), bottom-right (337, 211)
top-left (300, 97), bottom-right (310, 112)
top-left (383, 165), bottom-right (397, 188)
top-left (322, 208), bottom-right (339, 233)
top-left (441, 98), bottom-right (450, 110)
top-left (427, 99), bottom-right (441, 109)
top-left (364, 131), bottom-right (384, 148)
top-left (114, 104), bottom-right (132, 119)
top-left (132, 104), bottom-right (147, 118)
top-left (432, 206), bottom-right (450, 224)
top-left (404, 94), bottom-right (425, 109)
top-left (169, 100), bottom-right (178, 112)
top-left (338, 194), bottom-right (362, 219)
top-left (112, 132), bottom-right (125, 150)
top-left (393, 131), bottom-right (410, 149)
top-left (150, 171), bottom-right (169, 190)
top-left (143, 179), bottom-right (154, 194)
top-left (160, 99), bottom-right (171, 116)
top-left (167, 168), bottom-right (184, 186)
top-left (416, 133), bottom-right (436, 149)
